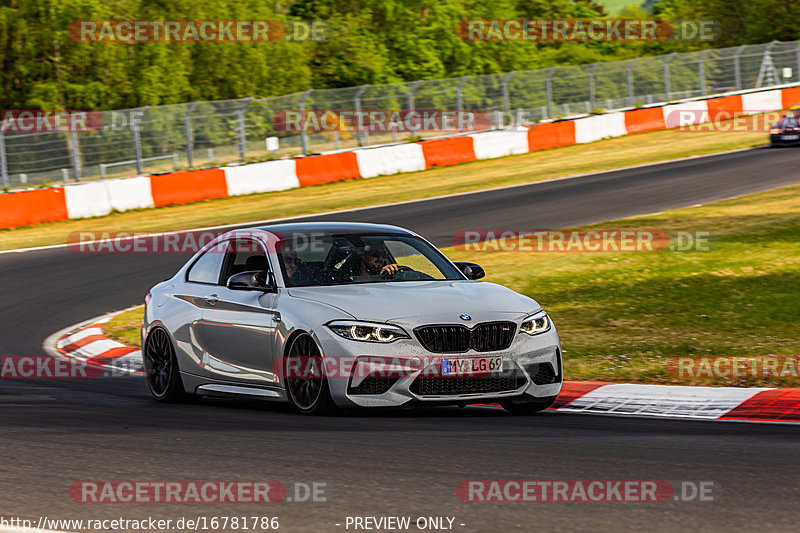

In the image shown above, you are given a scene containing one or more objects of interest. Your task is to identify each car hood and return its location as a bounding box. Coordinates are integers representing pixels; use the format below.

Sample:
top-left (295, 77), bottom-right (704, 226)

top-left (286, 280), bottom-right (540, 323)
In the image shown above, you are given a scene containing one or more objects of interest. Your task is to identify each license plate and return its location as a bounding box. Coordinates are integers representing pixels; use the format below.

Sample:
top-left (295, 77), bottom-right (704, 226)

top-left (442, 356), bottom-right (503, 375)
top-left (782, 134), bottom-right (799, 140)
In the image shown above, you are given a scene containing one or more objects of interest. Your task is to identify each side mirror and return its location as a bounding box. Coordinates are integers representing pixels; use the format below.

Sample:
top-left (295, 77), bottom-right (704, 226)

top-left (453, 261), bottom-right (485, 280)
top-left (227, 270), bottom-right (276, 292)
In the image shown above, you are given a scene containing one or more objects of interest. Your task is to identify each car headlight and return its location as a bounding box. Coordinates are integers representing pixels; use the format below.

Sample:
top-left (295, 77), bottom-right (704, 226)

top-left (327, 321), bottom-right (410, 343)
top-left (520, 311), bottom-right (551, 336)
top-left (770, 127), bottom-right (781, 134)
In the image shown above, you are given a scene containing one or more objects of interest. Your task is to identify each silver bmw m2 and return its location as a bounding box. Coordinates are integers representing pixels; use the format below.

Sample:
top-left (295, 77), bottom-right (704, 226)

top-left (143, 222), bottom-right (562, 415)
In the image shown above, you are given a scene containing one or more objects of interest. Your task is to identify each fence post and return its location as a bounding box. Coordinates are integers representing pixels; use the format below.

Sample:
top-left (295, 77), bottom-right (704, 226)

top-left (298, 89), bottom-right (313, 154)
top-left (545, 66), bottom-right (557, 118)
top-left (236, 97), bottom-right (252, 163)
top-left (184, 102), bottom-right (198, 168)
top-left (792, 43), bottom-right (800, 81)
top-left (355, 85), bottom-right (369, 147)
top-left (664, 53), bottom-right (676, 100)
top-left (588, 63), bottom-right (600, 110)
top-left (627, 58), bottom-right (638, 107)
top-left (69, 130), bottom-right (81, 181)
top-left (0, 132), bottom-right (8, 188)
top-left (502, 71), bottom-right (516, 116)
top-left (733, 45), bottom-right (746, 91)
top-left (699, 49), bottom-right (711, 95)
top-left (407, 81), bottom-right (422, 112)
top-left (456, 76), bottom-right (470, 132)
top-left (756, 41), bottom-right (778, 88)
top-left (132, 107), bottom-right (147, 175)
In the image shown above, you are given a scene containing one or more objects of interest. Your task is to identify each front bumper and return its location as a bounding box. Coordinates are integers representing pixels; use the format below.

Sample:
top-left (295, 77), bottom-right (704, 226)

top-left (313, 324), bottom-right (563, 408)
top-left (770, 133), bottom-right (800, 146)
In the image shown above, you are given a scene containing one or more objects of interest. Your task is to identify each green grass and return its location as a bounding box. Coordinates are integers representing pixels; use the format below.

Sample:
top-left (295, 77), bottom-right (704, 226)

top-left (0, 126), bottom-right (765, 251)
top-left (103, 307), bottom-right (143, 347)
top-left (103, 182), bottom-right (800, 387)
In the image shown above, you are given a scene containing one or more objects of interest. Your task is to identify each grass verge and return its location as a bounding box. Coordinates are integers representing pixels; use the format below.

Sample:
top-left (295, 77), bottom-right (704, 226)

top-left (1, 127), bottom-right (765, 251)
top-left (103, 182), bottom-right (800, 387)
top-left (103, 308), bottom-right (143, 347)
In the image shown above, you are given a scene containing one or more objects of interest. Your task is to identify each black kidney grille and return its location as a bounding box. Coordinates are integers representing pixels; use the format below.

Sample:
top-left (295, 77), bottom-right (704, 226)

top-left (415, 325), bottom-right (471, 352)
top-left (414, 322), bottom-right (516, 353)
top-left (472, 322), bottom-right (516, 352)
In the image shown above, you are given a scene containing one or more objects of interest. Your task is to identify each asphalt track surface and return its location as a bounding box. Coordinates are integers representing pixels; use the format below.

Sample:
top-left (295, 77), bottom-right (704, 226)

top-left (1, 147), bottom-right (800, 532)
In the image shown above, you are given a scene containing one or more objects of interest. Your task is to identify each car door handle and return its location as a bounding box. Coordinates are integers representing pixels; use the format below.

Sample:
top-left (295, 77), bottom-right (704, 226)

top-left (205, 294), bottom-right (219, 306)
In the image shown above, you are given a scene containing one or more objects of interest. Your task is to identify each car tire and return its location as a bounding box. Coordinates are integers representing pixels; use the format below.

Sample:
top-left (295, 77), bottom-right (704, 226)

top-left (284, 333), bottom-right (338, 415)
top-left (502, 395), bottom-right (557, 415)
top-left (143, 327), bottom-right (191, 403)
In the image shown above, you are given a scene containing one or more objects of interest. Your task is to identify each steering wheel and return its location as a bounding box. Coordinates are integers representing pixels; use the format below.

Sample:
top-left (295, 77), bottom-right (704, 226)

top-left (381, 265), bottom-right (413, 279)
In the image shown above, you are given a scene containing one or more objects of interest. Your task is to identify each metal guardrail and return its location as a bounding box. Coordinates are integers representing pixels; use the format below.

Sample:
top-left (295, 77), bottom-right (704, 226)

top-left (99, 153), bottom-right (178, 179)
top-left (2, 39), bottom-right (800, 188)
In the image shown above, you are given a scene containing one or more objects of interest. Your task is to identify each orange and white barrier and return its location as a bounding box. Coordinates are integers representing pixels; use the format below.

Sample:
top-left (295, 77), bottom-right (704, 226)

top-left (0, 187), bottom-right (68, 229)
top-left (623, 107), bottom-right (666, 134)
top-left (224, 160), bottom-right (299, 195)
top-left (662, 100), bottom-right (709, 129)
top-left (105, 176), bottom-right (155, 211)
top-left (742, 89), bottom-right (783, 115)
top-left (706, 94), bottom-right (744, 119)
top-left (149, 168), bottom-right (228, 207)
top-left (527, 120), bottom-right (575, 151)
top-left (64, 181), bottom-right (112, 219)
top-left (3, 85), bottom-right (800, 230)
top-left (469, 130), bottom-right (529, 159)
top-left (355, 143), bottom-right (426, 178)
top-left (296, 152), bottom-right (360, 186)
top-left (419, 136), bottom-right (476, 168)
top-left (574, 112), bottom-right (627, 144)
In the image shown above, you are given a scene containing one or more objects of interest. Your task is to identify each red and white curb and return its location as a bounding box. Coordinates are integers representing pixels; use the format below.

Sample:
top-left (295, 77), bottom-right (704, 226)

top-left (551, 382), bottom-right (800, 424)
top-left (43, 309), bottom-right (144, 375)
top-left (46, 312), bottom-right (800, 423)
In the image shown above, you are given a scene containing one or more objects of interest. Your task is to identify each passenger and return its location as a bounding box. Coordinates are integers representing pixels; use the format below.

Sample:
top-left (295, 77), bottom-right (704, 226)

top-left (281, 245), bottom-right (313, 285)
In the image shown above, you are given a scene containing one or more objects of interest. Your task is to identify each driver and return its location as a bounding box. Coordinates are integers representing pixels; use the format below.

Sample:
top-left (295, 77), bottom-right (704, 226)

top-left (360, 245), bottom-right (401, 276)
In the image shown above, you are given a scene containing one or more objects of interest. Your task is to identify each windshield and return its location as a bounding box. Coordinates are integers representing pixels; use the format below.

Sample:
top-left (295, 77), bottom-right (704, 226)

top-left (276, 233), bottom-right (463, 287)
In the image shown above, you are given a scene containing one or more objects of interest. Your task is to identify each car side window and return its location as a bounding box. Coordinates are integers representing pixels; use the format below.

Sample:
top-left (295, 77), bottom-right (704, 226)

top-left (221, 238), bottom-right (270, 283)
top-left (186, 244), bottom-right (227, 285)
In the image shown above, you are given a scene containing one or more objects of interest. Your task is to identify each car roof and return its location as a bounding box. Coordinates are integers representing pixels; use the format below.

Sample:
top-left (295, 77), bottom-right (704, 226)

top-left (249, 222), bottom-right (415, 239)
